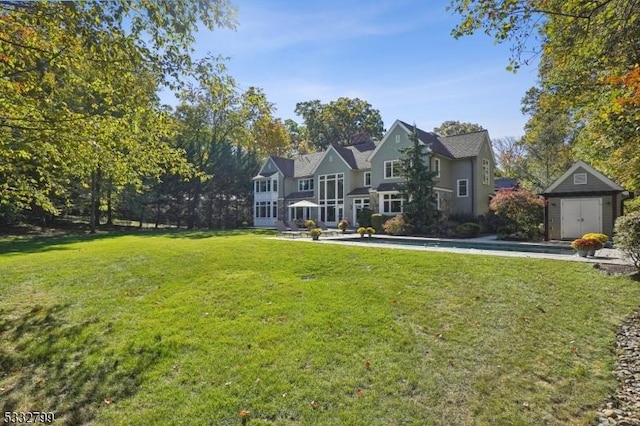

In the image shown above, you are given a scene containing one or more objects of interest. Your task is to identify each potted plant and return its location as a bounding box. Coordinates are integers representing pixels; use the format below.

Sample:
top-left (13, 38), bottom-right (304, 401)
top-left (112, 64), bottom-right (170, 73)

top-left (582, 233), bottom-right (609, 253)
top-left (571, 237), bottom-right (602, 257)
top-left (310, 228), bottom-right (322, 240)
top-left (357, 227), bottom-right (366, 238)
top-left (366, 227), bottom-right (375, 238)
top-left (305, 219), bottom-right (316, 230)
top-left (338, 219), bottom-right (349, 234)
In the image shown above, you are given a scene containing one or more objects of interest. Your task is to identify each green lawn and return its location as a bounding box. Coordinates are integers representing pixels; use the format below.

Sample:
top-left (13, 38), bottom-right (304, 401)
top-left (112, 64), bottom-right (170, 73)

top-left (1, 230), bottom-right (638, 425)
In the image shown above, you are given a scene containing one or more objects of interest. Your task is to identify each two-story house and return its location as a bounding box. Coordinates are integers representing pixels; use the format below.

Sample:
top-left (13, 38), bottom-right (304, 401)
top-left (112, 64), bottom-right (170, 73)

top-left (252, 119), bottom-right (496, 228)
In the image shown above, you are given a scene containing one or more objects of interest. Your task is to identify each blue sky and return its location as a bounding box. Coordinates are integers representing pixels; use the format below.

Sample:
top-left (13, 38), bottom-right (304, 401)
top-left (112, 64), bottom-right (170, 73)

top-left (181, 0), bottom-right (539, 140)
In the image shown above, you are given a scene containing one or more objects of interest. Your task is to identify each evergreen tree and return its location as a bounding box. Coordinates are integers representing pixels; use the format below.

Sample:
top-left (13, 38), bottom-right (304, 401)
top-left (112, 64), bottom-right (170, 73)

top-left (399, 126), bottom-right (439, 234)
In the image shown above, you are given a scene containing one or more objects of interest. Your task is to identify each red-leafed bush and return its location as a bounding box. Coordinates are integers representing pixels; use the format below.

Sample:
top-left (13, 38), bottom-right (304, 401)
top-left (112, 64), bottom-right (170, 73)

top-left (489, 189), bottom-right (545, 239)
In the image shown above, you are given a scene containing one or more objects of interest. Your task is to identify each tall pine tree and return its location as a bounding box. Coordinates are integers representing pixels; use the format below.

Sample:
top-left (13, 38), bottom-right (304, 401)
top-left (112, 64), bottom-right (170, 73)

top-left (399, 126), bottom-right (439, 234)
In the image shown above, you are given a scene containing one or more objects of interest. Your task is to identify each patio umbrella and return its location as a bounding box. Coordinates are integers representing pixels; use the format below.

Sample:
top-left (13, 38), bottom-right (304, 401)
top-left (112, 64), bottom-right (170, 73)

top-left (288, 200), bottom-right (319, 208)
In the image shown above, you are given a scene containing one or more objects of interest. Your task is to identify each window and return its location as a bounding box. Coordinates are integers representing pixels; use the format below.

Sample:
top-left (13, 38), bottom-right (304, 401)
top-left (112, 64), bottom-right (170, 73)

top-left (384, 160), bottom-right (401, 179)
top-left (457, 179), bottom-right (468, 197)
top-left (574, 173), bottom-right (587, 185)
top-left (298, 178), bottom-right (314, 191)
top-left (318, 173), bottom-right (344, 223)
top-left (382, 193), bottom-right (405, 214)
top-left (482, 158), bottom-right (490, 185)
top-left (434, 158), bottom-right (441, 178)
top-left (364, 172), bottom-right (371, 187)
top-left (435, 192), bottom-right (441, 210)
top-left (255, 179), bottom-right (272, 193)
top-left (254, 201), bottom-right (277, 218)
top-left (272, 179), bottom-right (278, 192)
top-left (395, 134), bottom-right (400, 143)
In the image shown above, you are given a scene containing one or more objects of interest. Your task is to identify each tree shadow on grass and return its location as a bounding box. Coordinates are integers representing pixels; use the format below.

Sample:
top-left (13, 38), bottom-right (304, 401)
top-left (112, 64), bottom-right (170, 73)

top-left (0, 228), bottom-right (274, 255)
top-left (0, 304), bottom-right (164, 424)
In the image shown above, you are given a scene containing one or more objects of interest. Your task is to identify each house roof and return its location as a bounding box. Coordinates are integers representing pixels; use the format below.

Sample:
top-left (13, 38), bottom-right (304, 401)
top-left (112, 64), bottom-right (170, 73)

top-left (543, 160), bottom-right (625, 194)
top-left (439, 131), bottom-right (488, 159)
top-left (376, 182), bottom-right (405, 192)
top-left (347, 187), bottom-right (371, 196)
top-left (285, 190), bottom-right (314, 200)
top-left (397, 120), bottom-right (489, 159)
top-left (252, 170), bottom-right (277, 180)
top-left (332, 141), bottom-right (376, 170)
top-left (269, 156), bottom-right (294, 176)
top-left (293, 152), bottom-right (324, 177)
top-left (494, 177), bottom-right (519, 190)
top-left (398, 120), bottom-right (453, 158)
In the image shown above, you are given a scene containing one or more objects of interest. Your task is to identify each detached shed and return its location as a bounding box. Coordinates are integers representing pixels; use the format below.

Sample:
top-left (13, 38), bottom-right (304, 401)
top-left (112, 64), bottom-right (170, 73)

top-left (542, 161), bottom-right (631, 240)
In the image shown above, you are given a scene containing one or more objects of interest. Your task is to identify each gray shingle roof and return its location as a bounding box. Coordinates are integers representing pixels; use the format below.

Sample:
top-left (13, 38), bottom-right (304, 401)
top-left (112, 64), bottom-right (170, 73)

top-left (376, 182), bottom-right (405, 192)
top-left (344, 141), bottom-right (375, 169)
top-left (347, 187), bottom-right (371, 196)
top-left (398, 120), bottom-right (488, 159)
top-left (269, 156), bottom-right (294, 176)
top-left (293, 152), bottom-right (324, 177)
top-left (440, 131), bottom-right (487, 159)
top-left (285, 190), bottom-right (314, 200)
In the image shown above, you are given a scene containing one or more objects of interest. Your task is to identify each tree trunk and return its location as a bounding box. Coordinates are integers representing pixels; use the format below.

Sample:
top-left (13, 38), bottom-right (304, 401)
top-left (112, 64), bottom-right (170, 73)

top-left (90, 170), bottom-right (97, 234)
top-left (106, 182), bottom-right (113, 225)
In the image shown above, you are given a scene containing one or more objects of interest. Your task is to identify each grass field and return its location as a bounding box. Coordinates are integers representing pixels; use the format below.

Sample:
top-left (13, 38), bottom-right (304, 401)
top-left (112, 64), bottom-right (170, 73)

top-left (1, 230), bottom-right (639, 425)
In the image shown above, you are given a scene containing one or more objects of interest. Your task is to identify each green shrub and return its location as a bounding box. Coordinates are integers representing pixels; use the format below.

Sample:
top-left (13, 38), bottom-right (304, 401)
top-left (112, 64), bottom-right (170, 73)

top-left (357, 208), bottom-right (373, 227)
top-left (448, 212), bottom-right (478, 224)
top-left (614, 211), bottom-right (640, 269)
top-left (496, 225), bottom-right (515, 240)
top-left (371, 214), bottom-right (384, 234)
top-left (454, 222), bottom-right (481, 238)
top-left (383, 214), bottom-right (411, 236)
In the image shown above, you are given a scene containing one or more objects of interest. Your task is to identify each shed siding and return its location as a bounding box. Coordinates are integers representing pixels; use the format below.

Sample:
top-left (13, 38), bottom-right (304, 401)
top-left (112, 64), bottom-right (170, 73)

top-left (547, 195), bottom-right (614, 240)
top-left (550, 166), bottom-right (615, 193)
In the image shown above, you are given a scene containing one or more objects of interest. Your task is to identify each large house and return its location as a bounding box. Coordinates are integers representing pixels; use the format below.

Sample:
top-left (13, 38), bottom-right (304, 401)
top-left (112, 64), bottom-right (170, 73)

top-left (252, 120), bottom-right (496, 228)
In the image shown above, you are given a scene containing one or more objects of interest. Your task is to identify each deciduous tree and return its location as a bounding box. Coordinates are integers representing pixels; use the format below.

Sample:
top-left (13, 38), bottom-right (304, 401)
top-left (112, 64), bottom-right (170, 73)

top-left (433, 120), bottom-right (484, 136)
top-left (294, 97), bottom-right (384, 150)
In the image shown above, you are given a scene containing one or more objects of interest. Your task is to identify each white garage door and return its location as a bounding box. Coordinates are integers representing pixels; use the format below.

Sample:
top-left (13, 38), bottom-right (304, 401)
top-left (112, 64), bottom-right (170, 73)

top-left (561, 198), bottom-right (602, 239)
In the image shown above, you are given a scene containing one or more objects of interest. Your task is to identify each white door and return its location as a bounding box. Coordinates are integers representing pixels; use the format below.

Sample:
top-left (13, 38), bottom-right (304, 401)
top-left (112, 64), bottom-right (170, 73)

top-left (561, 198), bottom-right (602, 239)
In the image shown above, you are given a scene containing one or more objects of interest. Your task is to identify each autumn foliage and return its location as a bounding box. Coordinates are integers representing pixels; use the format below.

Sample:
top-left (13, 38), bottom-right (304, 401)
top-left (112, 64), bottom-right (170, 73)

top-left (489, 189), bottom-right (544, 238)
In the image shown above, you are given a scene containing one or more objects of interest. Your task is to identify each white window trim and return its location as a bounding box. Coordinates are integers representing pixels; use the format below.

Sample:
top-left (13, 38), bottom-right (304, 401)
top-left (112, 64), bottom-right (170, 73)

top-left (384, 160), bottom-right (400, 179)
top-left (434, 158), bottom-right (441, 178)
top-left (380, 192), bottom-right (406, 215)
top-left (573, 173), bottom-right (587, 185)
top-left (457, 179), bottom-right (469, 197)
top-left (298, 178), bottom-right (314, 192)
top-left (482, 158), bottom-right (490, 185)
top-left (395, 134), bottom-right (400, 143)
top-left (435, 192), bottom-right (441, 210)
top-left (364, 171), bottom-right (371, 187)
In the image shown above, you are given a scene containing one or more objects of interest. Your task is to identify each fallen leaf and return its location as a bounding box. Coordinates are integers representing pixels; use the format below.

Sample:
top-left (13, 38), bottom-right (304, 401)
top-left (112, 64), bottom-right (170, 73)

top-left (310, 400), bottom-right (319, 409)
top-left (364, 359), bottom-right (371, 370)
top-left (104, 397), bottom-right (113, 404)
top-left (239, 410), bottom-right (250, 418)
top-left (356, 389), bottom-right (365, 398)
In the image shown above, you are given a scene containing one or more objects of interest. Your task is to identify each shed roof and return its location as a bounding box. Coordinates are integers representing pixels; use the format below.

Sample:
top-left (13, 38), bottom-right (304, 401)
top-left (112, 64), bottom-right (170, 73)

top-left (543, 160), bottom-right (625, 194)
